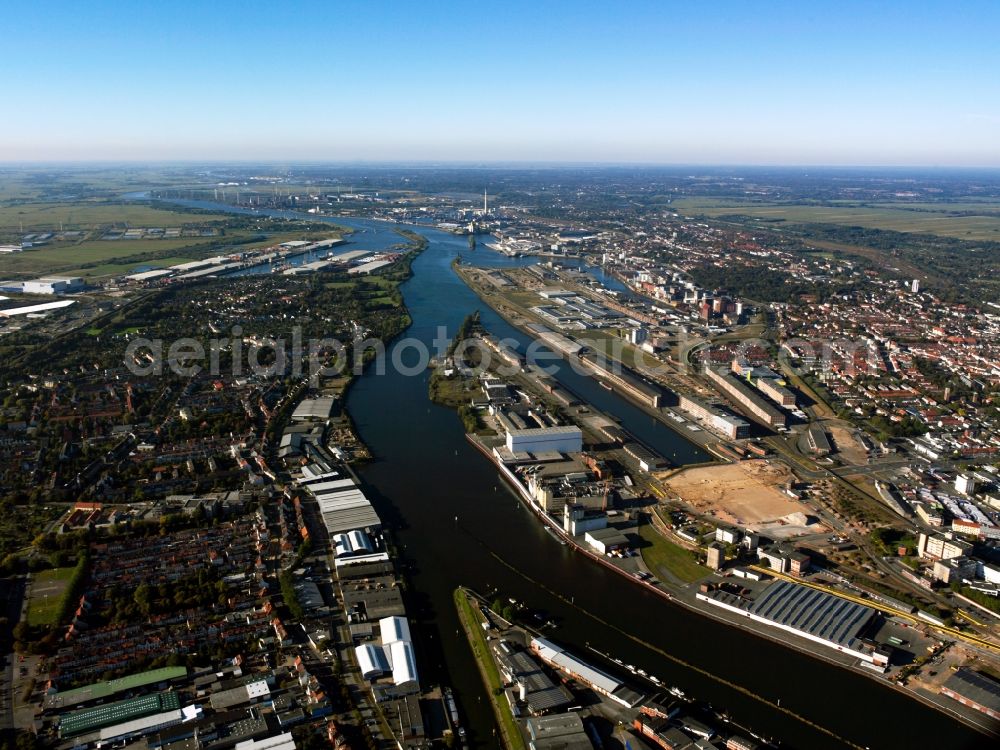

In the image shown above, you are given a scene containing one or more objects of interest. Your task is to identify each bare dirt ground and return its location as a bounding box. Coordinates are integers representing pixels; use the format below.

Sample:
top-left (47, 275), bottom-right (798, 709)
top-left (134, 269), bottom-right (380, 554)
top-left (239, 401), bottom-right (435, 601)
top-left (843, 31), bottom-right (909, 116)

top-left (827, 423), bottom-right (869, 465)
top-left (659, 459), bottom-right (809, 527)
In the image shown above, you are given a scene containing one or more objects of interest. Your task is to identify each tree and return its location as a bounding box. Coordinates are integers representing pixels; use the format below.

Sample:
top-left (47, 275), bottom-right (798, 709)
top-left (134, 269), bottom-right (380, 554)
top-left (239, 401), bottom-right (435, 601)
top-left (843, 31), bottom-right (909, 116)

top-left (133, 583), bottom-right (153, 616)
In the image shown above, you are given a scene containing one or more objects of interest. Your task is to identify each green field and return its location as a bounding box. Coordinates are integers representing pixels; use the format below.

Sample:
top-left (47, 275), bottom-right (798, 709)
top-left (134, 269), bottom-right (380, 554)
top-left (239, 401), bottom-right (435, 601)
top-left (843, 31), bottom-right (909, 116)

top-left (673, 197), bottom-right (1000, 241)
top-left (27, 566), bottom-right (76, 626)
top-left (0, 201), bottom-right (227, 232)
top-left (638, 522), bottom-right (709, 583)
top-left (0, 238), bottom-right (223, 277)
top-left (2, 230), bottom-right (342, 279)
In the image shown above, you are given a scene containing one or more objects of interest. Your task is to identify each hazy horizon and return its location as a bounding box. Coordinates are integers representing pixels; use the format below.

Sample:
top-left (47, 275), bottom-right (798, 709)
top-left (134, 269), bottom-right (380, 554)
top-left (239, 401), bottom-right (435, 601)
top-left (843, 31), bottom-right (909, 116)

top-left (5, 0), bottom-right (1000, 166)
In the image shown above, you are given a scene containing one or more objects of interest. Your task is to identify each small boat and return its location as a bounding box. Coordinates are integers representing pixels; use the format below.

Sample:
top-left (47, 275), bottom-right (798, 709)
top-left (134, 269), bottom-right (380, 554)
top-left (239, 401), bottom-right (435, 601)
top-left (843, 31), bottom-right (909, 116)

top-left (669, 686), bottom-right (686, 700)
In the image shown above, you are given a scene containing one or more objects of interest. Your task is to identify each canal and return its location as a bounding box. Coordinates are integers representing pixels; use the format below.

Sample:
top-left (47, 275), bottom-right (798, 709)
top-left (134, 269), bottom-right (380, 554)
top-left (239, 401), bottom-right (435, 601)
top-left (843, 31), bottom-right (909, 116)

top-left (146, 199), bottom-right (990, 750)
top-left (343, 224), bottom-right (989, 750)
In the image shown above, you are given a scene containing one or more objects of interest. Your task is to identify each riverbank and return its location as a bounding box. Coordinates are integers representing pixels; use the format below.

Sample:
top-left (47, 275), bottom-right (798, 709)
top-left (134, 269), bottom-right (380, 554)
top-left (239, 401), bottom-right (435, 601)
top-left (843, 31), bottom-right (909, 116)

top-left (453, 588), bottom-right (527, 750)
top-left (466, 429), bottom-right (1000, 740)
top-left (452, 262), bottom-right (726, 462)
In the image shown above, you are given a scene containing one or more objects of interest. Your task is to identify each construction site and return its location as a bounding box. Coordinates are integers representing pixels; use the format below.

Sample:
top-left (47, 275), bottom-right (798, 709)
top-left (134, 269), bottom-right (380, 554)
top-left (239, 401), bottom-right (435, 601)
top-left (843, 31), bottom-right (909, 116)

top-left (658, 460), bottom-right (823, 536)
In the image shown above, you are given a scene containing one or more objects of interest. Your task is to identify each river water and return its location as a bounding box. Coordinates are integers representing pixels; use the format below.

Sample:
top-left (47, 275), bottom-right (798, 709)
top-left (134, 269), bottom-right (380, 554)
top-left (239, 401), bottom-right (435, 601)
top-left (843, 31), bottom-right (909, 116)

top-left (144, 199), bottom-right (990, 750)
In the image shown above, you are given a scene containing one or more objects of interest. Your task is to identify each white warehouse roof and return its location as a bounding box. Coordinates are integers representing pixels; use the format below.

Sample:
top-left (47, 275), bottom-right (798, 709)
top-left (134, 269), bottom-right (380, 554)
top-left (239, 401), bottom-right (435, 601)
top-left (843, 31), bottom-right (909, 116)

top-left (306, 478), bottom-right (357, 494)
top-left (333, 529), bottom-right (374, 557)
top-left (388, 640), bottom-right (419, 686)
top-left (506, 426), bottom-right (583, 438)
top-left (236, 732), bottom-right (297, 750)
top-left (291, 396), bottom-right (335, 421)
top-left (380, 615), bottom-right (412, 646)
top-left (355, 644), bottom-right (390, 679)
top-left (531, 637), bottom-right (621, 695)
top-left (98, 709), bottom-right (183, 741)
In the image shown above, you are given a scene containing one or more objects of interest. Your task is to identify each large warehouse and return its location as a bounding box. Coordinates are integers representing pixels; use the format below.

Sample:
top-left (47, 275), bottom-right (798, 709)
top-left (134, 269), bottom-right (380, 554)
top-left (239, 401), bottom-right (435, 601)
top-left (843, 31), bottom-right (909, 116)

top-left (22, 276), bottom-right (84, 295)
top-left (354, 617), bottom-right (419, 687)
top-left (312, 488), bottom-right (381, 534)
top-left (531, 637), bottom-right (643, 707)
top-left (355, 644), bottom-right (391, 680)
top-left (506, 426), bottom-right (583, 455)
top-left (697, 580), bottom-right (883, 664)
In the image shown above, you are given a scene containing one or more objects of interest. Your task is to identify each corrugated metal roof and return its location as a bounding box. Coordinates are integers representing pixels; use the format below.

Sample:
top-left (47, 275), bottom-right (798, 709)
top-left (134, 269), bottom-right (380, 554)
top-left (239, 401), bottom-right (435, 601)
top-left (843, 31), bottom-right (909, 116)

top-left (389, 640), bottom-right (419, 686)
top-left (748, 581), bottom-right (874, 649)
top-left (355, 644), bottom-right (390, 678)
top-left (46, 666), bottom-right (187, 710)
top-left (235, 731), bottom-right (297, 750)
top-left (943, 668), bottom-right (1000, 713)
top-left (530, 637), bottom-right (621, 694)
top-left (60, 691), bottom-right (179, 737)
top-left (98, 708), bottom-right (183, 741)
top-left (380, 615), bottom-right (412, 645)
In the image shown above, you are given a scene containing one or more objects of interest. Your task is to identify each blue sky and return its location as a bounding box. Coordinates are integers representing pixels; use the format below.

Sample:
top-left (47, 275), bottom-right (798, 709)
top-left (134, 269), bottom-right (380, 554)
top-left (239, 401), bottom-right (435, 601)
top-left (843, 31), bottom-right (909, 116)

top-left (3, 0), bottom-right (999, 165)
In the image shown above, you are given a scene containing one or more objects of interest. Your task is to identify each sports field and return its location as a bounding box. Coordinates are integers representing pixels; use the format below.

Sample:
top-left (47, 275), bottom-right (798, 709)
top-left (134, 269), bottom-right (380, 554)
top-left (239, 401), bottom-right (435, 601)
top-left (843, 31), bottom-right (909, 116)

top-left (26, 566), bottom-right (75, 626)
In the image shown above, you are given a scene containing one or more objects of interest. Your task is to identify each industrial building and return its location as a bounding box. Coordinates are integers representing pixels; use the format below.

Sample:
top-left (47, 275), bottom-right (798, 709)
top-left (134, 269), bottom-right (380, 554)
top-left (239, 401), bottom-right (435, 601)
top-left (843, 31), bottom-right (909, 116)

top-left (59, 691), bottom-right (180, 738)
top-left (623, 442), bottom-right (668, 471)
top-left (579, 351), bottom-right (664, 407)
top-left (125, 268), bottom-right (174, 283)
top-left (563, 504), bottom-right (608, 535)
top-left (526, 713), bottom-right (592, 750)
top-left (940, 668), bottom-right (1000, 720)
top-left (333, 529), bottom-right (375, 558)
top-left (697, 580), bottom-right (883, 664)
top-left (44, 666), bottom-right (189, 711)
top-left (306, 477), bottom-right (356, 494)
top-left (506, 425), bottom-right (583, 455)
top-left (352, 617), bottom-right (419, 687)
top-left (530, 637), bottom-right (643, 707)
top-left (756, 377), bottom-right (797, 407)
top-left (495, 645), bottom-right (574, 715)
top-left (22, 276), bottom-right (84, 295)
top-left (96, 707), bottom-right (185, 744)
top-left (291, 396), bottom-right (336, 422)
top-left (355, 644), bottom-right (391, 680)
top-left (584, 526), bottom-right (630, 554)
top-left (339, 560), bottom-right (404, 620)
top-left (313, 489), bottom-right (381, 534)
top-left (381, 616), bottom-right (419, 687)
top-left (704, 367), bottom-right (787, 428)
top-left (678, 395), bottom-right (751, 440)
top-left (209, 680), bottom-right (271, 711)
top-left (805, 424), bottom-right (832, 455)
top-left (236, 733), bottom-right (297, 750)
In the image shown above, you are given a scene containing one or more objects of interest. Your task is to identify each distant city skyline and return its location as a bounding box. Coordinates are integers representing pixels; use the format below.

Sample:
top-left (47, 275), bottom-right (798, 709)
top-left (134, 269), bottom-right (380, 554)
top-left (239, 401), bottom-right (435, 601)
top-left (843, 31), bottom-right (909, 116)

top-left (5, 0), bottom-right (1000, 166)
